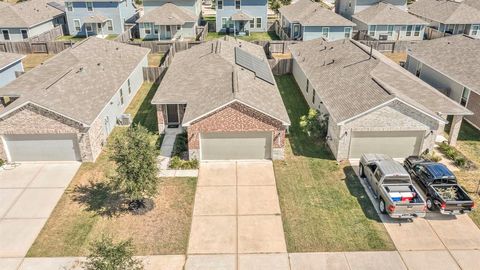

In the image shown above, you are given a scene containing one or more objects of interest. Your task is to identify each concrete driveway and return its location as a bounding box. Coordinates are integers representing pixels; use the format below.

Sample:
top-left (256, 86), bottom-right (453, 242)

top-left (0, 162), bottom-right (80, 258)
top-left (187, 161), bottom-right (286, 257)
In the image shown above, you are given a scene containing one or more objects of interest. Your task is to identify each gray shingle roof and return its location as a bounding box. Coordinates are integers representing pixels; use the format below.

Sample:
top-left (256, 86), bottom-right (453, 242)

top-left (352, 2), bottom-right (427, 25)
top-left (288, 38), bottom-right (471, 124)
top-left (83, 13), bottom-right (109, 23)
top-left (151, 37), bottom-right (290, 126)
top-left (408, 34), bottom-right (480, 95)
top-left (408, 0), bottom-right (480, 24)
top-left (0, 52), bottom-right (24, 71)
top-left (136, 3), bottom-right (197, 25)
top-left (0, 0), bottom-right (65, 28)
top-left (279, 0), bottom-right (355, 27)
top-left (231, 11), bottom-right (253, 21)
top-left (0, 37), bottom-right (150, 125)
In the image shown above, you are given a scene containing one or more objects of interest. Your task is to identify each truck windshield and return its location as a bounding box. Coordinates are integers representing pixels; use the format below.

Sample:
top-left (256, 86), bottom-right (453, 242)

top-left (383, 177), bottom-right (411, 184)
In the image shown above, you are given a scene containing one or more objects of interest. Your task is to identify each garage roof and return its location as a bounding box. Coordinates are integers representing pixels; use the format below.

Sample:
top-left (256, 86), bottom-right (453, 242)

top-left (0, 51), bottom-right (24, 71)
top-left (0, 37), bottom-right (150, 126)
top-left (289, 39), bottom-right (472, 124)
top-left (151, 37), bottom-right (291, 126)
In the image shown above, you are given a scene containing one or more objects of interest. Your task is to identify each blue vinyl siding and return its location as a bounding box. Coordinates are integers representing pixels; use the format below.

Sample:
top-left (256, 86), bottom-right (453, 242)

top-left (216, 0), bottom-right (268, 32)
top-left (0, 60), bottom-right (23, 88)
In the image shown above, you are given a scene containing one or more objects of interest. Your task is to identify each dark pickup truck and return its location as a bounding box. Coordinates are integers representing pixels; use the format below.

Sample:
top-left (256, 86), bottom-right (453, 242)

top-left (404, 156), bottom-right (475, 215)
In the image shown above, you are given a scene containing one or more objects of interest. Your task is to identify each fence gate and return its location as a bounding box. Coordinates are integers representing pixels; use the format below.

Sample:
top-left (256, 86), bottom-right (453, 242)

top-left (31, 43), bottom-right (48, 53)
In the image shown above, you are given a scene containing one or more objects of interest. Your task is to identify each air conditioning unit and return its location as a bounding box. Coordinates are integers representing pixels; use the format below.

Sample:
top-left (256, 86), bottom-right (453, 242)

top-left (117, 114), bottom-right (132, 126)
top-left (379, 34), bottom-right (388, 41)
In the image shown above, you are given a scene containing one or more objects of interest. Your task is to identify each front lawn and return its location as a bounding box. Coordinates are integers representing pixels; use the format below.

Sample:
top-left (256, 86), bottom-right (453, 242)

top-left (450, 121), bottom-right (480, 228)
top-left (274, 75), bottom-right (395, 252)
top-left (27, 82), bottom-right (196, 256)
top-left (206, 31), bottom-right (280, 42)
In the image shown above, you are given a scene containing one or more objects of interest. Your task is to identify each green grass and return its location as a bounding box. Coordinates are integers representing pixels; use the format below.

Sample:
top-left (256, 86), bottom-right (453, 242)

top-left (56, 35), bottom-right (86, 42)
top-left (105, 34), bottom-right (118, 40)
top-left (274, 75), bottom-right (395, 252)
top-left (27, 82), bottom-right (196, 256)
top-left (206, 31), bottom-right (280, 42)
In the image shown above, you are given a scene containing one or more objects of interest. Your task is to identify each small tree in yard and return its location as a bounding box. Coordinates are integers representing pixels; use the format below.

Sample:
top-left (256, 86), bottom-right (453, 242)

top-left (111, 124), bottom-right (159, 213)
top-left (84, 236), bottom-right (143, 270)
top-left (299, 109), bottom-right (329, 139)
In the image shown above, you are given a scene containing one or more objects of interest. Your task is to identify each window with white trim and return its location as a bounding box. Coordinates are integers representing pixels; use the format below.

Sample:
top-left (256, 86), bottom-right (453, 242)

top-left (154, 26), bottom-right (159, 34)
top-left (387, 25), bottom-right (394, 36)
top-left (472, 25), bottom-right (479, 36)
top-left (256, 17), bottom-right (261, 29)
top-left (21, 29), bottom-right (28, 39)
top-left (344, 27), bottom-right (352, 38)
top-left (321, 27), bottom-right (329, 39)
top-left (106, 20), bottom-right (113, 31)
top-left (406, 25), bottom-right (413, 36)
top-left (120, 88), bottom-right (124, 105)
top-left (86, 24), bottom-right (92, 32)
top-left (217, 0), bottom-right (223, 9)
top-left (312, 89), bottom-right (316, 104)
top-left (368, 25), bottom-right (376, 36)
top-left (144, 23), bottom-right (152, 34)
top-left (127, 79), bottom-right (132, 94)
top-left (66, 2), bottom-right (73, 11)
top-left (222, 17), bottom-right (228, 28)
top-left (250, 19), bottom-right (254, 28)
top-left (414, 25), bottom-right (421, 36)
top-left (86, 2), bottom-right (93, 11)
top-left (461, 87), bottom-right (470, 106)
top-left (2, 30), bottom-right (10, 41)
top-left (235, 0), bottom-right (241, 9)
top-left (73, 20), bottom-right (81, 32)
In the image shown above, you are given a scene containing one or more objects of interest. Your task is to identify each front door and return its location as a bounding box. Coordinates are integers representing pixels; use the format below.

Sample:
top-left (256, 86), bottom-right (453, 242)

top-left (166, 104), bottom-right (179, 124)
top-left (293, 24), bottom-right (300, 38)
top-left (239, 21), bottom-right (245, 32)
top-left (166, 25), bottom-right (172, 39)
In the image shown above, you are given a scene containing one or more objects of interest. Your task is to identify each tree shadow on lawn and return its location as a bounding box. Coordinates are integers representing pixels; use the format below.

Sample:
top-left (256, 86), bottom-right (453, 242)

top-left (72, 180), bottom-right (128, 218)
top-left (342, 166), bottom-right (384, 223)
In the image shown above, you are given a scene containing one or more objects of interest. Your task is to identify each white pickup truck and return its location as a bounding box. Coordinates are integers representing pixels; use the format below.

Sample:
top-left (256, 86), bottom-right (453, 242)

top-left (359, 154), bottom-right (427, 219)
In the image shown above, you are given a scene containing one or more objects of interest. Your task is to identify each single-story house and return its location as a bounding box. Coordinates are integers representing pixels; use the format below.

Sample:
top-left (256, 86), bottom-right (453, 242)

top-left (0, 37), bottom-right (150, 162)
top-left (137, 3), bottom-right (198, 40)
top-left (409, 0), bottom-right (480, 38)
top-left (0, 52), bottom-right (24, 88)
top-left (65, 0), bottom-right (137, 37)
top-left (0, 0), bottom-right (66, 41)
top-left (405, 35), bottom-right (480, 132)
top-left (152, 37), bottom-right (291, 161)
top-left (289, 38), bottom-right (472, 160)
top-left (352, 3), bottom-right (428, 41)
top-left (278, 0), bottom-right (355, 41)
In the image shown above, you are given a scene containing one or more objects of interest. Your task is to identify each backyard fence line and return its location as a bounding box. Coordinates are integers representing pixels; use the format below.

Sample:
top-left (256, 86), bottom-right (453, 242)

top-left (196, 22), bottom-right (209, 41)
top-left (358, 39), bottom-right (420, 53)
top-left (0, 40), bottom-right (75, 54)
top-left (143, 66), bottom-right (167, 84)
top-left (268, 58), bottom-right (293, 75)
top-left (424, 27), bottom-right (450, 40)
top-left (27, 26), bottom-right (64, 42)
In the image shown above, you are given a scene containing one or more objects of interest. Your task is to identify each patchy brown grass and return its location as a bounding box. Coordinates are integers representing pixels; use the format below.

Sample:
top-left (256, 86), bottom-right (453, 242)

top-left (22, 54), bottom-right (53, 72)
top-left (27, 83), bottom-right (196, 256)
top-left (147, 53), bottom-right (164, 67)
top-left (383, 52), bottom-right (407, 64)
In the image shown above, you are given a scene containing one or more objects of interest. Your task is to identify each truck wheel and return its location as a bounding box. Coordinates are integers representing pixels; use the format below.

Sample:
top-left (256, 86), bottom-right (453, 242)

top-left (379, 199), bottom-right (387, 214)
top-left (359, 164), bottom-right (365, 178)
top-left (426, 198), bottom-right (436, 211)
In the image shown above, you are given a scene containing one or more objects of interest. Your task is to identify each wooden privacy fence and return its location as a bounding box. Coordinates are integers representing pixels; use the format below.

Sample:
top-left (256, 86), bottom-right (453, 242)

top-left (253, 40), bottom-right (299, 55)
top-left (358, 40), bottom-right (420, 53)
top-left (0, 40), bottom-right (75, 54)
top-left (143, 66), bottom-right (167, 83)
top-left (268, 58), bottom-right (293, 75)
top-left (27, 26), bottom-right (64, 42)
top-left (274, 20), bottom-right (291, 41)
top-left (114, 24), bottom-right (138, 43)
top-left (196, 22), bottom-right (209, 41)
top-left (425, 27), bottom-right (450, 40)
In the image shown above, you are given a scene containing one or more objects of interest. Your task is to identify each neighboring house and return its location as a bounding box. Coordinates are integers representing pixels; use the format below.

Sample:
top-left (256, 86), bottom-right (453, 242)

top-left (143, 0), bottom-right (202, 16)
top-left (65, 0), bottom-right (137, 37)
top-left (137, 3), bottom-right (198, 40)
top-left (152, 37), bottom-right (291, 161)
top-left (0, 52), bottom-right (24, 88)
top-left (0, 0), bottom-right (66, 41)
top-left (0, 38), bottom-right (150, 162)
top-left (289, 38), bottom-right (471, 160)
top-left (278, 0), bottom-right (355, 41)
top-left (335, 0), bottom-right (406, 20)
top-left (216, 0), bottom-right (268, 34)
top-left (409, 0), bottom-right (480, 38)
top-left (405, 35), bottom-right (480, 131)
top-left (352, 3), bottom-right (427, 41)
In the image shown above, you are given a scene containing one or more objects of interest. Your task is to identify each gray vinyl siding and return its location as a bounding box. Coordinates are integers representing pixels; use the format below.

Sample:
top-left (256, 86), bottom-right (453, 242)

top-left (138, 22), bottom-right (197, 40)
top-left (0, 20), bottom-right (56, 41)
top-left (352, 18), bottom-right (425, 40)
top-left (303, 26), bottom-right (351, 41)
top-left (0, 60), bottom-right (23, 88)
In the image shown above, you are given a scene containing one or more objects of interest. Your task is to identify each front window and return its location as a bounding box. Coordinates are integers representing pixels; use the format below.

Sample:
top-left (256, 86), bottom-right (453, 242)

top-left (368, 25), bottom-right (376, 36)
top-left (461, 87), bottom-right (470, 106)
top-left (406, 25), bottom-right (413, 36)
top-left (387, 25), bottom-right (394, 36)
top-left (106, 20), bottom-right (113, 31)
top-left (256, 17), bottom-right (261, 29)
top-left (322, 27), bottom-right (329, 39)
top-left (86, 2), bottom-right (93, 11)
top-left (472, 25), bottom-right (480, 36)
top-left (222, 17), bottom-right (228, 28)
top-left (144, 23), bottom-right (151, 34)
top-left (235, 0), bottom-right (241, 9)
top-left (414, 25), bottom-right (421, 36)
top-left (66, 2), bottom-right (73, 11)
top-left (21, 29), bottom-right (28, 39)
top-left (249, 19), bottom-right (254, 28)
top-left (2, 30), bottom-right (9, 40)
top-left (74, 20), bottom-right (81, 31)
top-left (217, 0), bottom-right (223, 9)
top-left (344, 27), bottom-right (352, 38)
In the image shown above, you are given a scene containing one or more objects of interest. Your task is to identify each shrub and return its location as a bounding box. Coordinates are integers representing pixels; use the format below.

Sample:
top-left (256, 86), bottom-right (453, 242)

top-left (422, 152), bottom-right (442, 162)
top-left (169, 156), bottom-right (198, 170)
top-left (299, 109), bottom-right (329, 139)
top-left (0, 159), bottom-right (4, 168)
top-left (437, 142), bottom-right (476, 170)
top-left (84, 235), bottom-right (143, 270)
top-left (172, 132), bottom-right (188, 157)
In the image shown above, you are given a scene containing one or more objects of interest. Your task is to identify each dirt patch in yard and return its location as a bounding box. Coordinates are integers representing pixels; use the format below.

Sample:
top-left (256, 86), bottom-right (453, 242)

top-left (383, 52), bottom-right (407, 65)
top-left (148, 53), bottom-right (164, 67)
top-left (22, 54), bottom-right (53, 72)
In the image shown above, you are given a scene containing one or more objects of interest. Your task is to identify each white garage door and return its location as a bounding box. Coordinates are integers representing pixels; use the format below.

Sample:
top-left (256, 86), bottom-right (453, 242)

top-left (4, 134), bottom-right (81, 161)
top-left (349, 131), bottom-right (423, 159)
top-left (201, 131), bottom-right (272, 160)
